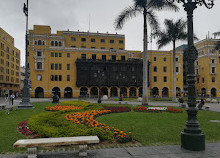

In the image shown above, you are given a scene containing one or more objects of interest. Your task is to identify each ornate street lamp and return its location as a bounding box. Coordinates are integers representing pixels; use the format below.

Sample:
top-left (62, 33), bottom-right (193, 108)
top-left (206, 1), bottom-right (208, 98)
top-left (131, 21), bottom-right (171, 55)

top-left (166, 0), bottom-right (214, 151)
top-left (19, 0), bottom-right (32, 109)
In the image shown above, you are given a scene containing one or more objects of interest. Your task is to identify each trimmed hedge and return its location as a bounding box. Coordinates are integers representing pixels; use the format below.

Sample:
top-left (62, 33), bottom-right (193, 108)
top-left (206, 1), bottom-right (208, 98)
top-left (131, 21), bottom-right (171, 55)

top-left (27, 112), bottom-right (113, 140)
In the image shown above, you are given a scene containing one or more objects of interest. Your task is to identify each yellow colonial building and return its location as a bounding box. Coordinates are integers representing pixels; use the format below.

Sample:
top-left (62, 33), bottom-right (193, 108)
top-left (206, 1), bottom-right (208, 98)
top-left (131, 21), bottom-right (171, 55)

top-left (28, 25), bottom-right (184, 98)
top-left (195, 38), bottom-right (220, 97)
top-left (0, 27), bottom-right (20, 96)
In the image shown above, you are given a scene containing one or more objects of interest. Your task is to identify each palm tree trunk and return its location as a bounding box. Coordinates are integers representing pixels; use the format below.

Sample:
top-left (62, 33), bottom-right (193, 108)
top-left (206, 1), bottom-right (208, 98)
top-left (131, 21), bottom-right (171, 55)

top-left (172, 40), bottom-right (176, 102)
top-left (142, 9), bottom-right (148, 106)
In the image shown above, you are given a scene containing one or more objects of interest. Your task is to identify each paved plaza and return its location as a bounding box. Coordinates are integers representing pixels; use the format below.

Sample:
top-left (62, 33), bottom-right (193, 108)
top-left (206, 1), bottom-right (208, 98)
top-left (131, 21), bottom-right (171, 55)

top-left (1, 143), bottom-right (220, 158)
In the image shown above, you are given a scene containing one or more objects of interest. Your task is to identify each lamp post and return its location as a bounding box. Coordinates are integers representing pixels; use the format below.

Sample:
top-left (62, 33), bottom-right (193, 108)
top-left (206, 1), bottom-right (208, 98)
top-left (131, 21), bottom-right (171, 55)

top-left (166, 0), bottom-right (214, 151)
top-left (19, 0), bottom-right (32, 109)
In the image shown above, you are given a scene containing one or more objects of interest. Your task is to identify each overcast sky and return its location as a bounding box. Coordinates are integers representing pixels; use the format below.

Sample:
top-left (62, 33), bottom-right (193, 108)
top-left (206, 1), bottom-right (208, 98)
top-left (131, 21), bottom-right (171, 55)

top-left (0, 0), bottom-right (219, 66)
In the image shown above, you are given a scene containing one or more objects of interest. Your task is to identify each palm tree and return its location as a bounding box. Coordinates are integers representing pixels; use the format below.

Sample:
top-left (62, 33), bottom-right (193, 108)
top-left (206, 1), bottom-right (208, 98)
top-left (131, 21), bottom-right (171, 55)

top-left (154, 19), bottom-right (187, 102)
top-left (115, 0), bottom-right (178, 105)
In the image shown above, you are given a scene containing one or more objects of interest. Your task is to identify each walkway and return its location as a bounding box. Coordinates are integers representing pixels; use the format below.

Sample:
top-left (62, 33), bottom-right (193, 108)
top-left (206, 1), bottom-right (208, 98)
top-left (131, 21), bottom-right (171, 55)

top-left (1, 143), bottom-right (220, 158)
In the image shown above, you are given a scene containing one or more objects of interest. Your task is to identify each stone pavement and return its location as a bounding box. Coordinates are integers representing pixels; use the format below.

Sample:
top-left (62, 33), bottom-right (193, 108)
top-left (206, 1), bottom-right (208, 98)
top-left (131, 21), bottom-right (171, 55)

top-left (1, 143), bottom-right (220, 158)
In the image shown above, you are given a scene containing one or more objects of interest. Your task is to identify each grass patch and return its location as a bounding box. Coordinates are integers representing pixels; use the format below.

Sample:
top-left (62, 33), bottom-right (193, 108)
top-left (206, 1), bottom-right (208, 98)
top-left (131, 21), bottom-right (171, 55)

top-left (0, 102), bottom-right (58, 153)
top-left (96, 111), bottom-right (220, 146)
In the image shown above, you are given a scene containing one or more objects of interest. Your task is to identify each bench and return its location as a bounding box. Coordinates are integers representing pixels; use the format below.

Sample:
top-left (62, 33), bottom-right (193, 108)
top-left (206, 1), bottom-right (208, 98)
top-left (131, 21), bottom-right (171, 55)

top-left (13, 136), bottom-right (99, 157)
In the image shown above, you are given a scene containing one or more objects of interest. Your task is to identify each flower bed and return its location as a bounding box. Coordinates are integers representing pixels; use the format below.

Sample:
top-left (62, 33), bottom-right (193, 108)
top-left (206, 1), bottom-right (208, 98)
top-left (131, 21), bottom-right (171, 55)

top-left (104, 106), bottom-right (131, 113)
top-left (18, 121), bottom-right (40, 138)
top-left (45, 105), bottom-right (84, 111)
top-left (65, 110), bottom-right (132, 143)
top-left (134, 106), bottom-right (183, 113)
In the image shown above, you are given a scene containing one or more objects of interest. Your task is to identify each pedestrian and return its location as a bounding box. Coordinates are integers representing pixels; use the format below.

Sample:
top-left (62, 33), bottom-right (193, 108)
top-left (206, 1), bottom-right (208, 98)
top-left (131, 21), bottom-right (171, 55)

top-left (198, 99), bottom-right (205, 110)
top-left (10, 94), bottom-right (15, 105)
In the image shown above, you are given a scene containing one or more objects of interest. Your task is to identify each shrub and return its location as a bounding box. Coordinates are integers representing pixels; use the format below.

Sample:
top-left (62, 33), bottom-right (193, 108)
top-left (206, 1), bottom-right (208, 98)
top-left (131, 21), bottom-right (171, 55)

top-left (60, 100), bottom-right (90, 107)
top-left (27, 112), bottom-right (113, 140)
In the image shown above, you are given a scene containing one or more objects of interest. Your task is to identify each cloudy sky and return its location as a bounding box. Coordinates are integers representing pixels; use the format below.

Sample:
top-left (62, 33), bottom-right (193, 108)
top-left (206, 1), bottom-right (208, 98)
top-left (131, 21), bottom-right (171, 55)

top-left (0, 0), bottom-right (219, 66)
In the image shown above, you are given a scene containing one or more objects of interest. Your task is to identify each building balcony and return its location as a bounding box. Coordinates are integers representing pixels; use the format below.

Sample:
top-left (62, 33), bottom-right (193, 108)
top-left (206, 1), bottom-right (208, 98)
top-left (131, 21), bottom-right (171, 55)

top-left (34, 55), bottom-right (45, 60)
top-left (35, 68), bottom-right (44, 71)
top-left (210, 72), bottom-right (217, 75)
top-left (210, 63), bottom-right (216, 67)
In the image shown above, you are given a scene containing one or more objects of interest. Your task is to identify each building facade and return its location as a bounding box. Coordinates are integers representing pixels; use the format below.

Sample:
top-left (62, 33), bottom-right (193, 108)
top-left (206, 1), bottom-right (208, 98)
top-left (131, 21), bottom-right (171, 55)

top-left (0, 27), bottom-right (20, 97)
top-left (28, 25), bottom-right (184, 98)
top-left (195, 38), bottom-right (220, 97)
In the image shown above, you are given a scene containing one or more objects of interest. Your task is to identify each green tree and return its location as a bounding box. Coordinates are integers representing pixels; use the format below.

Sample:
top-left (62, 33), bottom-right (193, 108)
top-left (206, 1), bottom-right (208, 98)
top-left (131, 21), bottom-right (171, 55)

top-left (115, 0), bottom-right (178, 105)
top-left (154, 19), bottom-right (187, 101)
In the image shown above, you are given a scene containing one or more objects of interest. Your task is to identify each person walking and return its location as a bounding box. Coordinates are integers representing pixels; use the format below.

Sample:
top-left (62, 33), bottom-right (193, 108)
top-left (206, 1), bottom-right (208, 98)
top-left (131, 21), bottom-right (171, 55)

top-left (10, 94), bottom-right (15, 105)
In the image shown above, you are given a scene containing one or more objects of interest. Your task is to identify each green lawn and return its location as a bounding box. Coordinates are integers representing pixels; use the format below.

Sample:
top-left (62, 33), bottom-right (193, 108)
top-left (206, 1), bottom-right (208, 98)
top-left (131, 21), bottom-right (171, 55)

top-left (0, 102), bottom-right (58, 153)
top-left (96, 111), bottom-right (220, 146)
top-left (0, 102), bottom-right (220, 153)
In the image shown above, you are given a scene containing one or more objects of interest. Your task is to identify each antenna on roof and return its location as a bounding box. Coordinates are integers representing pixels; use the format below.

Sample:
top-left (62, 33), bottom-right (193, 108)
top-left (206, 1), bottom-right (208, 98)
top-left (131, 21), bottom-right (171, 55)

top-left (89, 14), bottom-right (91, 32)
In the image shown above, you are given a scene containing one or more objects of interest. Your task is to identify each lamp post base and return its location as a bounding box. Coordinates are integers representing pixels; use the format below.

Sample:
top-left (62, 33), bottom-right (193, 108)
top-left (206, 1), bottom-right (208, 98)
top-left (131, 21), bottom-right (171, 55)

top-left (181, 131), bottom-right (205, 151)
top-left (18, 101), bottom-right (32, 109)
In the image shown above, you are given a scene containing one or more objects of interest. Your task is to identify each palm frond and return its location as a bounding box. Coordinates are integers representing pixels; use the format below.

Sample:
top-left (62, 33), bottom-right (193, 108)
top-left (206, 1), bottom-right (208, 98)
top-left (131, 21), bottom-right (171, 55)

top-left (114, 5), bottom-right (141, 30)
top-left (134, 0), bottom-right (147, 8)
top-left (146, 10), bottom-right (160, 32)
top-left (157, 32), bottom-right (172, 49)
top-left (147, 0), bottom-right (179, 12)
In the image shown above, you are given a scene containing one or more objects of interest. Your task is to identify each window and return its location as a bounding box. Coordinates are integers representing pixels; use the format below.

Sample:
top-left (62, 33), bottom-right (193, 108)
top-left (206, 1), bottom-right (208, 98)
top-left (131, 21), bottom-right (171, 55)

top-left (55, 52), bottom-right (58, 57)
top-left (81, 54), bottom-right (86, 59)
top-left (153, 66), bottom-right (157, 72)
top-left (212, 77), bottom-right (215, 82)
top-left (101, 47), bottom-right (105, 49)
top-left (51, 75), bottom-right (54, 81)
top-left (55, 75), bottom-right (58, 81)
top-left (163, 66), bottom-right (167, 72)
top-left (59, 41), bottom-right (62, 47)
top-left (51, 41), bottom-right (54, 46)
top-left (81, 38), bottom-right (86, 42)
top-left (37, 51), bottom-right (42, 56)
top-left (100, 39), bottom-right (105, 43)
top-left (176, 57), bottom-right (179, 62)
top-left (59, 64), bottom-right (62, 70)
top-left (112, 55), bottom-right (116, 60)
top-left (121, 56), bottom-right (125, 61)
top-left (176, 67), bottom-right (179, 73)
top-left (92, 54), bottom-right (96, 60)
top-left (67, 75), bottom-right (70, 81)
top-left (91, 47), bottom-right (96, 49)
top-left (119, 40), bottom-right (123, 44)
top-left (110, 40), bottom-right (114, 43)
top-left (202, 77), bottom-right (205, 83)
top-left (163, 76), bottom-right (167, 82)
top-left (71, 37), bottom-right (76, 41)
top-left (67, 64), bottom-right (70, 70)
top-left (67, 53), bottom-right (70, 58)
top-left (153, 76), bottom-right (157, 82)
top-left (81, 46), bottom-right (86, 48)
top-left (163, 57), bottom-right (166, 61)
top-left (154, 57), bottom-right (156, 61)
top-left (59, 75), bottom-right (62, 81)
top-left (37, 75), bottom-right (42, 81)
top-left (37, 62), bottom-right (42, 69)
top-left (51, 63), bottom-right (54, 70)
top-left (211, 67), bottom-right (215, 74)
top-left (71, 46), bottom-right (76, 48)
top-left (211, 59), bottom-right (215, 63)
top-left (197, 78), bottom-right (199, 83)
top-left (119, 48), bottom-right (124, 50)
top-left (59, 53), bottom-right (62, 57)
top-left (38, 40), bottom-right (41, 45)
top-left (102, 55), bottom-right (106, 60)
top-left (91, 38), bottom-right (95, 42)
top-left (55, 41), bottom-right (58, 46)
top-left (55, 63), bottom-right (58, 70)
